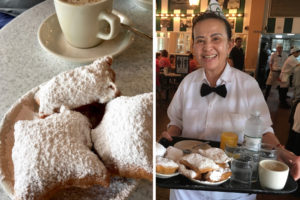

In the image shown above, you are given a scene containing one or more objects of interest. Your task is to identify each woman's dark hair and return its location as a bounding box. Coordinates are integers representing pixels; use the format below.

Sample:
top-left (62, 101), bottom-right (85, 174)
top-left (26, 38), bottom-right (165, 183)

top-left (160, 49), bottom-right (168, 57)
top-left (188, 53), bottom-right (193, 59)
top-left (156, 52), bottom-right (161, 58)
top-left (192, 12), bottom-right (232, 41)
top-left (235, 37), bottom-right (242, 42)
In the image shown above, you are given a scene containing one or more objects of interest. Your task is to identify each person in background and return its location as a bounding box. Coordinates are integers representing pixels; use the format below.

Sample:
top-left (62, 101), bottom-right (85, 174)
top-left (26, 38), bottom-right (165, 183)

top-left (228, 37), bottom-right (244, 71)
top-left (188, 53), bottom-right (198, 73)
top-left (169, 54), bottom-right (176, 72)
top-left (279, 47), bottom-right (300, 108)
top-left (256, 41), bottom-right (270, 90)
top-left (264, 44), bottom-right (288, 100)
top-left (156, 52), bottom-right (161, 87)
top-left (156, 52), bottom-right (161, 67)
top-left (287, 100), bottom-right (300, 156)
top-left (286, 98), bottom-right (300, 197)
top-left (160, 1), bottom-right (300, 199)
top-left (159, 49), bottom-right (171, 74)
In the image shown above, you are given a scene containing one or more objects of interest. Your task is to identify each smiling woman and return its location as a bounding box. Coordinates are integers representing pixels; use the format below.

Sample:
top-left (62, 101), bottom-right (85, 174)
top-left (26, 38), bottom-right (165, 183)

top-left (158, 5), bottom-right (300, 200)
top-left (192, 16), bottom-right (233, 86)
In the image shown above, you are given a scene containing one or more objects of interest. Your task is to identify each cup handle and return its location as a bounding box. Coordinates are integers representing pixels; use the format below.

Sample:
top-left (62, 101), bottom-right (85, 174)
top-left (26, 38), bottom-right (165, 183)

top-left (97, 11), bottom-right (120, 40)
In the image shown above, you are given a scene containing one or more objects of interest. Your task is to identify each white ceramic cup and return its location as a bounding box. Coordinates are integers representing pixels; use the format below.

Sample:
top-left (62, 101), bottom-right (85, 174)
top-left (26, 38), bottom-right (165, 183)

top-left (54, 0), bottom-right (120, 48)
top-left (259, 160), bottom-right (289, 190)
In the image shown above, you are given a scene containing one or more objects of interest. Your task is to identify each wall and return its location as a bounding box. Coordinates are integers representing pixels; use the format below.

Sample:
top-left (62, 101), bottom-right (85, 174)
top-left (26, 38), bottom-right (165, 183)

top-left (156, 0), bottom-right (249, 54)
top-left (244, 0), bottom-right (266, 70)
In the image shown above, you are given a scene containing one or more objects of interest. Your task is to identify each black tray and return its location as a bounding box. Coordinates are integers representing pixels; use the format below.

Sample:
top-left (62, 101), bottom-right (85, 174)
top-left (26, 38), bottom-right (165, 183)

top-left (157, 137), bottom-right (298, 194)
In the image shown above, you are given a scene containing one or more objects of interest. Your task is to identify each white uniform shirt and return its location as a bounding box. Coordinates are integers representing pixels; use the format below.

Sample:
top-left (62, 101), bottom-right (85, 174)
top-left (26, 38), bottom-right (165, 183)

top-left (280, 55), bottom-right (299, 84)
top-left (281, 55), bottom-right (299, 74)
top-left (168, 63), bottom-right (273, 143)
top-left (167, 64), bottom-right (274, 200)
top-left (269, 52), bottom-right (288, 71)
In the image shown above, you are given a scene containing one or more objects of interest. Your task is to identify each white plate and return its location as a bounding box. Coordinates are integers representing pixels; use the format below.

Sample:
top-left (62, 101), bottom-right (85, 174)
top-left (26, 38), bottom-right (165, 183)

top-left (189, 177), bottom-right (230, 186)
top-left (0, 87), bottom-right (145, 199)
top-left (174, 140), bottom-right (211, 153)
top-left (156, 172), bottom-right (179, 179)
top-left (38, 11), bottom-right (134, 64)
top-left (134, 0), bottom-right (152, 10)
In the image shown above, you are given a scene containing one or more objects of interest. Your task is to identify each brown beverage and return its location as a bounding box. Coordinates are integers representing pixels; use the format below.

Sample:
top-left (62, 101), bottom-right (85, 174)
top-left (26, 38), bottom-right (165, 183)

top-left (263, 162), bottom-right (286, 171)
top-left (60, 0), bottom-right (102, 5)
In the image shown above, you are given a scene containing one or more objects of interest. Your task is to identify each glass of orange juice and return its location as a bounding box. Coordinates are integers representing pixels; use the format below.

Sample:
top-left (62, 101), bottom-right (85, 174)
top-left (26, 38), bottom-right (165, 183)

top-left (220, 132), bottom-right (238, 150)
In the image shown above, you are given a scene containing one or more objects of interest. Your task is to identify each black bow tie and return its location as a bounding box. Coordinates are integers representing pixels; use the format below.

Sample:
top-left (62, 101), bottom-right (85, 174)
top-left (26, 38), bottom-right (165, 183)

top-left (200, 83), bottom-right (227, 98)
top-left (278, 55), bottom-right (282, 57)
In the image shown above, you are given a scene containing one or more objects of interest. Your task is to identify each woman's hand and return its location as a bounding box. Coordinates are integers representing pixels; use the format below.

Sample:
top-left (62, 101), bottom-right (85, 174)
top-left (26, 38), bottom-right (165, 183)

top-left (277, 148), bottom-right (300, 180)
top-left (160, 131), bottom-right (173, 141)
top-left (287, 155), bottom-right (300, 181)
top-left (159, 125), bottom-right (182, 141)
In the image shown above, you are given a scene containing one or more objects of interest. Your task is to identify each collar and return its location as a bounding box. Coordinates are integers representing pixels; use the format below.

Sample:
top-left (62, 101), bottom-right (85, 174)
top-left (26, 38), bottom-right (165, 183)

top-left (199, 63), bottom-right (232, 86)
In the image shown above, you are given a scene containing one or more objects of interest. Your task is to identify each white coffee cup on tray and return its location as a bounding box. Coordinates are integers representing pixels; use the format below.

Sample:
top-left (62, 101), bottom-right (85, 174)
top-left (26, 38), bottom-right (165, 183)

top-left (259, 160), bottom-right (289, 190)
top-left (54, 0), bottom-right (120, 48)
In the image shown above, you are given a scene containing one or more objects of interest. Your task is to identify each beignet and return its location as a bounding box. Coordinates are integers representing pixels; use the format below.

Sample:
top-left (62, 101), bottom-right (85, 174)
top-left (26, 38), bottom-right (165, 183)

top-left (198, 147), bottom-right (231, 164)
top-left (178, 164), bottom-right (200, 180)
top-left (156, 142), bottom-right (166, 157)
top-left (164, 146), bottom-right (184, 162)
top-left (179, 153), bottom-right (219, 174)
top-left (12, 107), bottom-right (109, 200)
top-left (91, 93), bottom-right (153, 181)
top-left (35, 57), bottom-right (119, 117)
top-left (156, 157), bottom-right (178, 174)
top-left (204, 167), bottom-right (232, 182)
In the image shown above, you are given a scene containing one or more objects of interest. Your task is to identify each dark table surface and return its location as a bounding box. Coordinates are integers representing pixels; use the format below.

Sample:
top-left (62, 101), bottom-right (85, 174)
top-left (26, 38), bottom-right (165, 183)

top-left (157, 137), bottom-right (298, 194)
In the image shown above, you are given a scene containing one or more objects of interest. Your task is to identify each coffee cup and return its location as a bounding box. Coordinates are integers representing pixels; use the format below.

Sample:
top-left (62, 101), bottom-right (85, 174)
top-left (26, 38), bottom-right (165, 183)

top-left (259, 160), bottom-right (289, 190)
top-left (54, 0), bottom-right (120, 48)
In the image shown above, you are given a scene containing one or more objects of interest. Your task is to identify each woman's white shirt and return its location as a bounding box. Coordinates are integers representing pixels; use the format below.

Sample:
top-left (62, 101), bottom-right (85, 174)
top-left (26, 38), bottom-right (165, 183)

top-left (167, 63), bottom-right (273, 143)
top-left (167, 63), bottom-right (273, 200)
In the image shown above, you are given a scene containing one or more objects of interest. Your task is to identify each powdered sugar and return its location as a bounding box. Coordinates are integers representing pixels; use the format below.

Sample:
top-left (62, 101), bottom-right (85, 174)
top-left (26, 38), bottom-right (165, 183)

top-left (178, 164), bottom-right (198, 179)
top-left (205, 167), bottom-right (231, 182)
top-left (180, 153), bottom-right (220, 172)
top-left (156, 157), bottom-right (178, 168)
top-left (91, 93), bottom-right (153, 180)
top-left (35, 57), bottom-right (118, 117)
top-left (156, 142), bottom-right (166, 157)
top-left (165, 146), bottom-right (184, 162)
top-left (50, 177), bottom-right (138, 200)
top-left (198, 147), bottom-right (231, 164)
top-left (12, 108), bottom-right (109, 199)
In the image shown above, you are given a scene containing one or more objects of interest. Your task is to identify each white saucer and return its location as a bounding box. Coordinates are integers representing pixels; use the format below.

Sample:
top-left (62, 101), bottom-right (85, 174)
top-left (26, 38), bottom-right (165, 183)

top-left (38, 10), bottom-right (134, 63)
top-left (156, 172), bottom-right (180, 179)
top-left (190, 177), bottom-right (230, 186)
top-left (134, 0), bottom-right (152, 10)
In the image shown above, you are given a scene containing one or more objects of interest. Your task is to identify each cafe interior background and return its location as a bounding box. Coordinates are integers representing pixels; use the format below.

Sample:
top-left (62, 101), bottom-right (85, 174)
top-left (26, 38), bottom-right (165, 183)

top-left (156, 1), bottom-right (300, 199)
top-left (156, 0), bottom-right (300, 75)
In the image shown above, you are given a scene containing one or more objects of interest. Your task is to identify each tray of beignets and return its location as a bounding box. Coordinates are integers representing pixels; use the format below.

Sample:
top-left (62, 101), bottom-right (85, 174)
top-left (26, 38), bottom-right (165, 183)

top-left (156, 138), bottom-right (231, 185)
top-left (156, 137), bottom-right (298, 194)
top-left (0, 57), bottom-right (153, 200)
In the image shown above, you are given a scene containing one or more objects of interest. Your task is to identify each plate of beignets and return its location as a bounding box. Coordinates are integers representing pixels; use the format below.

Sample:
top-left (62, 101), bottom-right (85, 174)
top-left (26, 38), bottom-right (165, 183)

top-left (0, 58), bottom-right (152, 200)
top-left (156, 157), bottom-right (179, 179)
top-left (178, 151), bottom-right (231, 186)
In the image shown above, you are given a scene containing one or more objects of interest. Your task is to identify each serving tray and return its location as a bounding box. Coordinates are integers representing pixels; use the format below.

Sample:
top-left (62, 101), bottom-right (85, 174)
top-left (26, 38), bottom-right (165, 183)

top-left (157, 137), bottom-right (298, 194)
